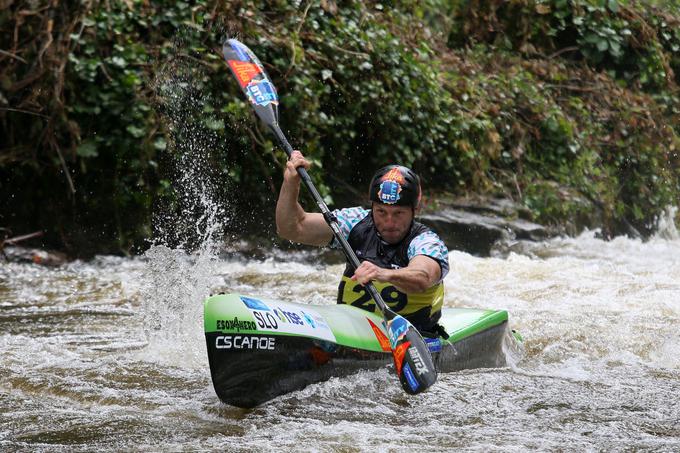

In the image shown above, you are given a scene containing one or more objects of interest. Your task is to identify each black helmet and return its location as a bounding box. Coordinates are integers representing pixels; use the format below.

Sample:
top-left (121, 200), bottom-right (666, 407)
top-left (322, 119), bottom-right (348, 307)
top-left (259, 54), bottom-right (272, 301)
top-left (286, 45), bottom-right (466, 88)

top-left (369, 165), bottom-right (421, 208)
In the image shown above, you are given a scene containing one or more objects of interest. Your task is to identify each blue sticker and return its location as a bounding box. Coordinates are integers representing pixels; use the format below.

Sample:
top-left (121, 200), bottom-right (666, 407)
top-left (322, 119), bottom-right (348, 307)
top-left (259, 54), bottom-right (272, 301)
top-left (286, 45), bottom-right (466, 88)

top-left (387, 316), bottom-right (409, 348)
top-left (230, 41), bottom-right (251, 62)
top-left (378, 180), bottom-right (401, 204)
top-left (402, 363), bottom-right (420, 392)
top-left (240, 296), bottom-right (270, 311)
top-left (302, 311), bottom-right (316, 328)
top-left (425, 337), bottom-right (442, 353)
top-left (245, 79), bottom-right (278, 107)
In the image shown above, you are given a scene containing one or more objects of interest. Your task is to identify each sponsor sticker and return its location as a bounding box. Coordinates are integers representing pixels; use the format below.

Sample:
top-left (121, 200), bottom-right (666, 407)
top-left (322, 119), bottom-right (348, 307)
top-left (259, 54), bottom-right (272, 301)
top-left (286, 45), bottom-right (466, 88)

top-left (301, 311), bottom-right (316, 328)
top-left (309, 311), bottom-right (331, 331)
top-left (245, 79), bottom-right (278, 107)
top-left (216, 317), bottom-right (257, 332)
top-left (272, 307), bottom-right (303, 326)
top-left (367, 318), bottom-right (391, 352)
top-left (425, 337), bottom-right (442, 353)
top-left (215, 335), bottom-right (275, 350)
top-left (402, 362), bottom-right (420, 392)
top-left (228, 60), bottom-right (262, 87)
top-left (392, 340), bottom-right (411, 375)
top-left (378, 167), bottom-right (407, 204)
top-left (386, 316), bottom-right (409, 348)
top-left (252, 311), bottom-right (279, 330)
top-left (408, 345), bottom-right (429, 376)
top-left (229, 41), bottom-right (251, 62)
top-left (378, 180), bottom-right (401, 204)
top-left (240, 296), bottom-right (270, 311)
top-left (241, 298), bottom-right (336, 343)
top-left (381, 167), bottom-right (406, 185)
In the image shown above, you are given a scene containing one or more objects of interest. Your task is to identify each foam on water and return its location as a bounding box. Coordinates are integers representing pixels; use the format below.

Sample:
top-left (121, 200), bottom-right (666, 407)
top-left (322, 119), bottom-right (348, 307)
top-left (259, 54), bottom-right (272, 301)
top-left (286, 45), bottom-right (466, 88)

top-left (3, 221), bottom-right (680, 449)
top-left (654, 205), bottom-right (679, 241)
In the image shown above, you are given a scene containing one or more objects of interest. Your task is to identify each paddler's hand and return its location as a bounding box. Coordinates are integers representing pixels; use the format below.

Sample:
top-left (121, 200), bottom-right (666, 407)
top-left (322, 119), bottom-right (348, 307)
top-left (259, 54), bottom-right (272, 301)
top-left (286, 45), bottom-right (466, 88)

top-left (284, 150), bottom-right (311, 183)
top-left (351, 261), bottom-right (389, 286)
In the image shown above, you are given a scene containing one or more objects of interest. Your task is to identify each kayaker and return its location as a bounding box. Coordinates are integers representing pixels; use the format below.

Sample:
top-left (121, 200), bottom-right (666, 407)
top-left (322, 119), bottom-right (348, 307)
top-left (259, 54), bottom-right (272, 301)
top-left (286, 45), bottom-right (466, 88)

top-left (276, 151), bottom-right (449, 337)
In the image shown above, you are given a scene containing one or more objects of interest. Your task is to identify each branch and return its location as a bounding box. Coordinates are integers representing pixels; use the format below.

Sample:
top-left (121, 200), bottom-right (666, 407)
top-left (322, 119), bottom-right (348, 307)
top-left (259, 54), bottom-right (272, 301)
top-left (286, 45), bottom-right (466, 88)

top-left (0, 49), bottom-right (27, 63)
top-left (547, 46), bottom-right (579, 60)
top-left (0, 107), bottom-right (49, 118)
top-left (1, 231), bottom-right (44, 247)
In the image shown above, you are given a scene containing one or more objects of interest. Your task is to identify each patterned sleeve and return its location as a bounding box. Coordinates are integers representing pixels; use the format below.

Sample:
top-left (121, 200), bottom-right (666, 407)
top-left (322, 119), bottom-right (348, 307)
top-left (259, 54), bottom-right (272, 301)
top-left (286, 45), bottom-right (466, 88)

top-left (328, 207), bottom-right (369, 248)
top-left (407, 231), bottom-right (450, 281)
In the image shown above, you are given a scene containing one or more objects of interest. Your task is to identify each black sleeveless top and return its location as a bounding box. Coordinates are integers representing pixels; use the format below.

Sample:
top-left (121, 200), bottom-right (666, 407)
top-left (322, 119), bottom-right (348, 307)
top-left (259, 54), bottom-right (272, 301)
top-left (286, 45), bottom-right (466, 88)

top-left (336, 212), bottom-right (444, 335)
top-left (341, 213), bottom-right (429, 276)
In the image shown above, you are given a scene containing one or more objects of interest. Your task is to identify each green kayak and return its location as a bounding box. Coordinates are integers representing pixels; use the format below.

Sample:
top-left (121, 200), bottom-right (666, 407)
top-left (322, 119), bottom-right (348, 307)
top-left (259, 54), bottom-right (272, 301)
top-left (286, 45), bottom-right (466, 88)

top-left (204, 293), bottom-right (517, 408)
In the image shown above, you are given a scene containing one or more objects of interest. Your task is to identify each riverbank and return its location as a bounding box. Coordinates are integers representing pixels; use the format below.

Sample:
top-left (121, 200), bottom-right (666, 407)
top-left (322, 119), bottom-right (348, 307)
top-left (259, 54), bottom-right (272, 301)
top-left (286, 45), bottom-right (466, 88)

top-left (3, 201), bottom-right (677, 269)
top-left (2, 1), bottom-right (679, 256)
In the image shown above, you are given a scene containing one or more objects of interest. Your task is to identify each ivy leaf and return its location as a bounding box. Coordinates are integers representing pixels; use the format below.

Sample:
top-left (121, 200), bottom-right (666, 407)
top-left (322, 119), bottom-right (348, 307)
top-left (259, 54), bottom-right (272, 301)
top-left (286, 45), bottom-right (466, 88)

top-left (76, 141), bottom-right (98, 158)
top-left (111, 56), bottom-right (127, 68)
top-left (154, 137), bottom-right (167, 151)
top-left (596, 39), bottom-right (609, 52)
top-left (607, 0), bottom-right (619, 13)
top-left (126, 125), bottom-right (145, 138)
top-left (583, 33), bottom-right (599, 44)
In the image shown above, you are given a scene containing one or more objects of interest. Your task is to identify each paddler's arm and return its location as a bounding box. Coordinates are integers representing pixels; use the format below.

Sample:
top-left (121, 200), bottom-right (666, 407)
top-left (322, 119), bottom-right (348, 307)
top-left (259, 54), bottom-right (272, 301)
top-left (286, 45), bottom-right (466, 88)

top-left (276, 151), bottom-right (334, 246)
top-left (351, 256), bottom-right (442, 293)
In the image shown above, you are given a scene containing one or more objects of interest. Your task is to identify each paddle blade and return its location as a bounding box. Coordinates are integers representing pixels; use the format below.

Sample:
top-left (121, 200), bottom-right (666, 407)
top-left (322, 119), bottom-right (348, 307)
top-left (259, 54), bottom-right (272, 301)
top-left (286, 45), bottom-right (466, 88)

top-left (222, 38), bottom-right (279, 126)
top-left (386, 315), bottom-right (437, 394)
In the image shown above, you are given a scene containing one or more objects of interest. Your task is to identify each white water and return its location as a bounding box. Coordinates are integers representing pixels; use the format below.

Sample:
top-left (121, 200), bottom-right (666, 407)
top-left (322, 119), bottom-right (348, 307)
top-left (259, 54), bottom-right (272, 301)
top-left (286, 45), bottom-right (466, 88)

top-left (2, 209), bottom-right (679, 451)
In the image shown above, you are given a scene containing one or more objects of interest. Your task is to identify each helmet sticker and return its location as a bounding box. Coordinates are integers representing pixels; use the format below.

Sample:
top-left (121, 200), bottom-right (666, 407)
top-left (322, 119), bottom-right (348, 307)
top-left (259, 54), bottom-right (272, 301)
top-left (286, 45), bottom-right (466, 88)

top-left (378, 180), bottom-right (402, 204)
top-left (370, 165), bottom-right (419, 207)
top-left (381, 167), bottom-right (406, 185)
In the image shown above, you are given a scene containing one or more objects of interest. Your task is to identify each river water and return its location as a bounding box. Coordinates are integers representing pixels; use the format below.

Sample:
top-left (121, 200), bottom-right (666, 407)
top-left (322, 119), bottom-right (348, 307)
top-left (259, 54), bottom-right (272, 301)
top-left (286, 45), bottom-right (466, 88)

top-left (1, 209), bottom-right (679, 452)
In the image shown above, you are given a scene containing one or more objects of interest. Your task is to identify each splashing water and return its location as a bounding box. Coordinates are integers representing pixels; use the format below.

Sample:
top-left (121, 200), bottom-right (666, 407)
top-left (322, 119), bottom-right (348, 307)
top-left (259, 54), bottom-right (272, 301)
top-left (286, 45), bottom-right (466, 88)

top-left (139, 50), bottom-right (228, 366)
top-left (151, 50), bottom-right (227, 251)
top-left (655, 206), bottom-right (679, 241)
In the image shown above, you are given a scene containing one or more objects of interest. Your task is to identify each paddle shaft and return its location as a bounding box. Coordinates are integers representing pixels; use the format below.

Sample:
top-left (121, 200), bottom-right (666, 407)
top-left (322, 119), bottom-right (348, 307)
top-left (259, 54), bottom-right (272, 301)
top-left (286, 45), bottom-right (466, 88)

top-left (270, 124), bottom-right (391, 315)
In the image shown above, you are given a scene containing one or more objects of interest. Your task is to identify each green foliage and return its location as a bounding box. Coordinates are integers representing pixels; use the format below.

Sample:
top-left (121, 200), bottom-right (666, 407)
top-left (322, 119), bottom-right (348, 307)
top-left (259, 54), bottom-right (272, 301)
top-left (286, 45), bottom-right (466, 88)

top-left (444, 0), bottom-right (680, 234)
top-left (1, 0), bottom-right (679, 254)
top-left (449, 0), bottom-right (680, 89)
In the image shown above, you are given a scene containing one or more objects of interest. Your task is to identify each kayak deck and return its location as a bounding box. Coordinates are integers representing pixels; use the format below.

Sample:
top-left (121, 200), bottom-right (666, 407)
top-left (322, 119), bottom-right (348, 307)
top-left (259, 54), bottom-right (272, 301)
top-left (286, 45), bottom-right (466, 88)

top-left (204, 293), bottom-right (514, 408)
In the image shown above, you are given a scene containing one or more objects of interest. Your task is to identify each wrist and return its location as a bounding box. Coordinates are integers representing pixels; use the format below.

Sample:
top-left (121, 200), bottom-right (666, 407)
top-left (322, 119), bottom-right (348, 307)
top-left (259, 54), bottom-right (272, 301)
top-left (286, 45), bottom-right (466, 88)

top-left (284, 170), bottom-right (301, 184)
top-left (377, 267), bottom-right (392, 282)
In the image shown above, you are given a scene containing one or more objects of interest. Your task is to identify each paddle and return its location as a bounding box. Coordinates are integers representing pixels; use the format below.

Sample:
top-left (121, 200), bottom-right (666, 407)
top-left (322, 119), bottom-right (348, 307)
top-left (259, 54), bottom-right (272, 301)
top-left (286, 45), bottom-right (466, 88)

top-left (222, 38), bottom-right (437, 394)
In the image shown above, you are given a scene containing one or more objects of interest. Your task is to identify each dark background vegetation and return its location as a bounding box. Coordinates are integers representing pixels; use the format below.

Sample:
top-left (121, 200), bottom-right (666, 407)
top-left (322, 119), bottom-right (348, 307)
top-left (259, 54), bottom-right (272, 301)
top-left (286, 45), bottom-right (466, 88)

top-left (1, 0), bottom-right (679, 256)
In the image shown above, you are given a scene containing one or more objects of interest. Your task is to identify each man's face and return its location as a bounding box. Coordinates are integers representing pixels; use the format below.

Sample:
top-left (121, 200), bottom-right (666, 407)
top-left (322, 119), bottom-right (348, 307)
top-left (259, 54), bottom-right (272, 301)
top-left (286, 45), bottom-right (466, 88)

top-left (372, 203), bottom-right (414, 244)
